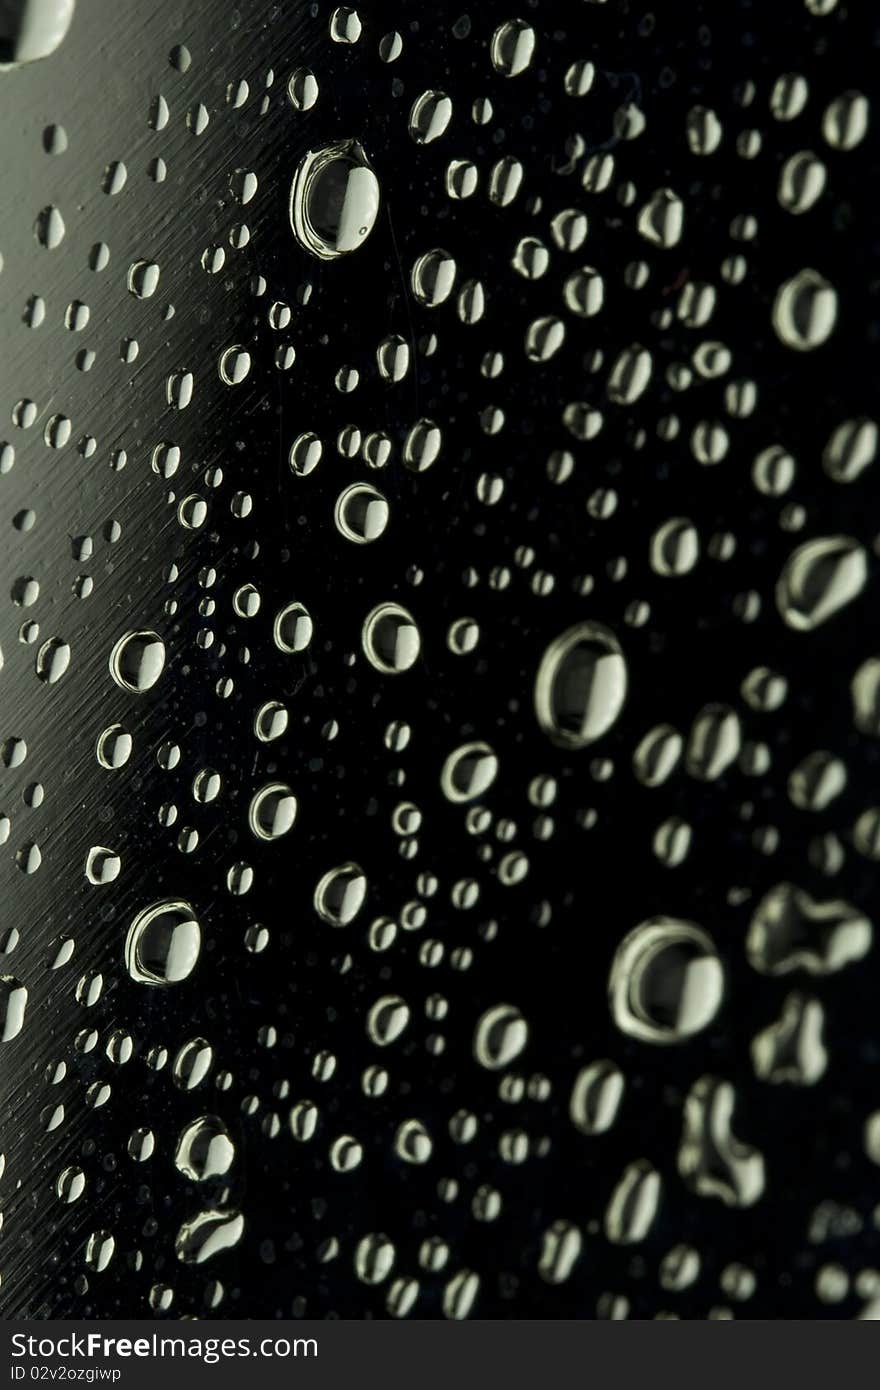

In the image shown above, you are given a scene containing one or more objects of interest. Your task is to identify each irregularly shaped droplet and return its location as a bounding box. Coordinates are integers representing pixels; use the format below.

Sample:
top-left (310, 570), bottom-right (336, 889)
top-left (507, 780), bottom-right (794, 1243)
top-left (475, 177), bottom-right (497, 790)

top-left (678, 1076), bottom-right (765, 1207)
top-left (747, 884), bottom-right (871, 976)
top-left (175, 1209), bottom-right (244, 1264)
top-left (751, 992), bottom-right (827, 1085)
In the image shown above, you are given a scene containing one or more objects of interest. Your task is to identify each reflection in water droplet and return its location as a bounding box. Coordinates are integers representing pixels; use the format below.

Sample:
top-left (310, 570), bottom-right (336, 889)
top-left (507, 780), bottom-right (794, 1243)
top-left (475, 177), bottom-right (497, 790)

top-left (609, 918), bottom-right (724, 1044)
top-left (289, 140), bottom-right (380, 261)
top-left (534, 622), bottom-right (628, 748)
top-left (362, 603), bottom-right (421, 674)
top-left (109, 630), bottom-right (166, 693)
top-left (776, 535), bottom-right (867, 630)
top-left (125, 900), bottom-right (201, 986)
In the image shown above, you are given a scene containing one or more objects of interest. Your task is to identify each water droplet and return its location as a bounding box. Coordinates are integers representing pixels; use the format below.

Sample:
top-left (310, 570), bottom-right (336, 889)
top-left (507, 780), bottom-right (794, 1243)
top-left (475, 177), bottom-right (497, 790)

top-left (473, 1004), bottom-right (528, 1070)
top-left (248, 783), bottom-right (298, 840)
top-left (219, 346), bottom-right (251, 385)
top-left (273, 601), bottom-right (313, 653)
top-left (776, 535), bottom-right (867, 630)
top-left (314, 862), bottom-right (367, 926)
top-left (772, 268), bottom-right (838, 350)
top-left (534, 622), bottom-right (628, 748)
top-left (175, 1209), bottom-right (244, 1264)
top-left (409, 90), bottom-right (452, 144)
top-left (289, 140), bottom-right (380, 261)
top-left (334, 483), bottom-right (389, 543)
top-left (609, 918), bottom-right (724, 1044)
top-left (0, 976), bottom-right (27, 1042)
top-left (362, 603), bottom-right (421, 674)
top-left (490, 19), bottom-right (536, 77)
top-left (440, 742), bottom-right (499, 803)
top-left (109, 630), bottom-right (166, 693)
top-left (124, 900), bottom-right (201, 986)
top-left (35, 636), bottom-right (70, 683)
top-left (174, 1116), bottom-right (235, 1181)
top-left (127, 259), bottom-right (160, 298)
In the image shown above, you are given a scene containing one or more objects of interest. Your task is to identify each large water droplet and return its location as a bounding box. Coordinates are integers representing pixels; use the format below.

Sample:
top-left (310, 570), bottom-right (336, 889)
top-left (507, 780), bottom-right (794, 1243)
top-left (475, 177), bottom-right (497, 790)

top-left (109, 630), bottom-right (166, 693)
top-left (776, 535), bottom-right (867, 630)
top-left (534, 622), bottom-right (627, 748)
top-left (289, 140), bottom-right (380, 261)
top-left (609, 918), bottom-right (724, 1044)
top-left (174, 1115), bottom-right (235, 1181)
top-left (124, 900), bottom-right (201, 986)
